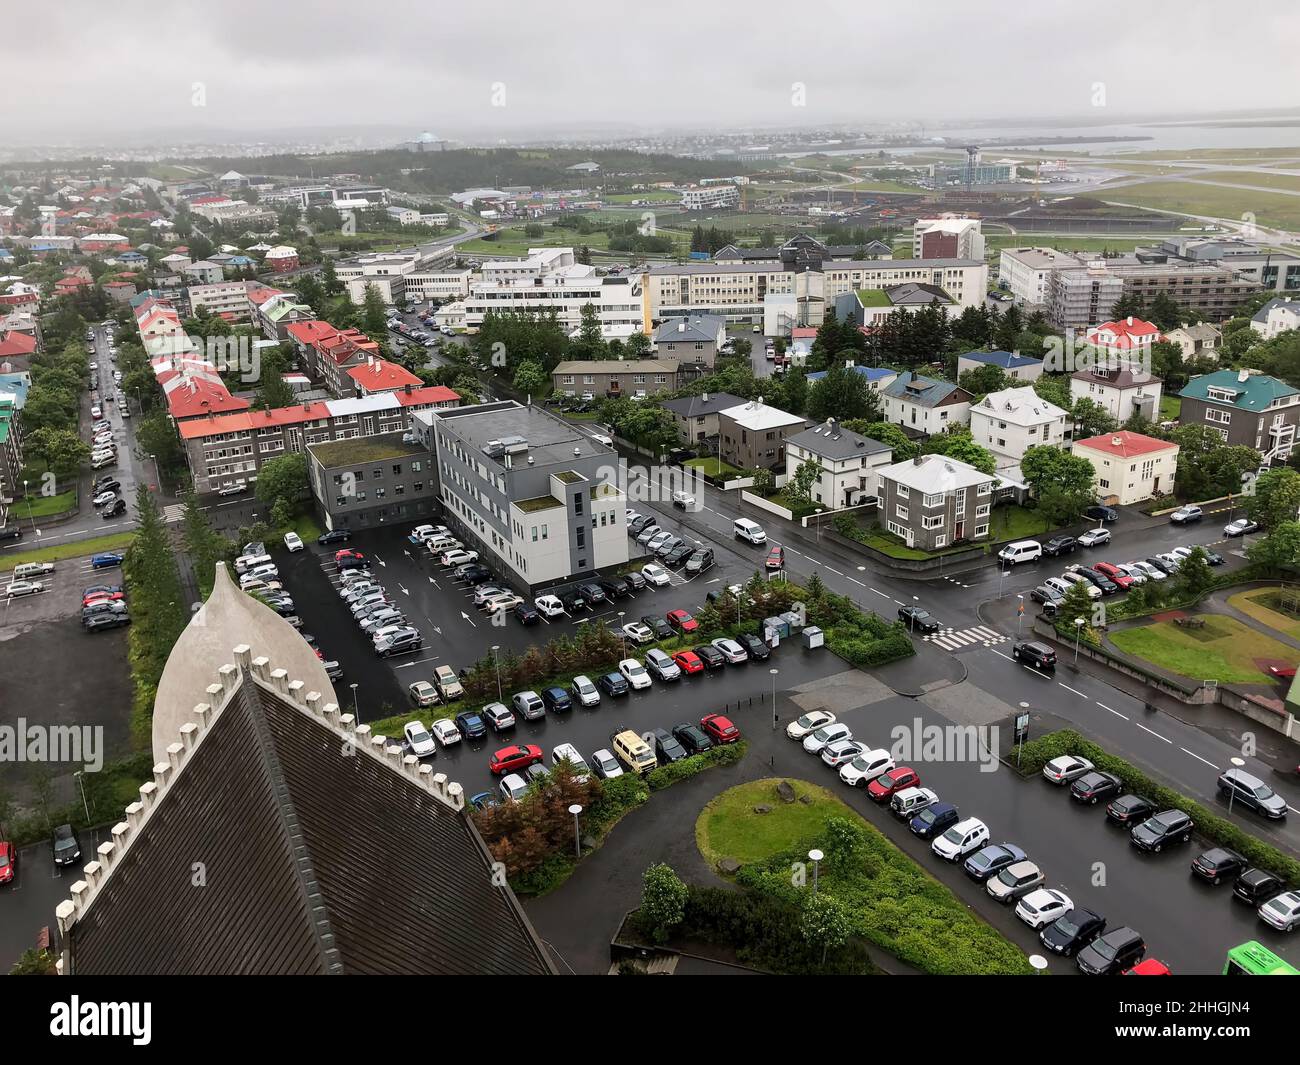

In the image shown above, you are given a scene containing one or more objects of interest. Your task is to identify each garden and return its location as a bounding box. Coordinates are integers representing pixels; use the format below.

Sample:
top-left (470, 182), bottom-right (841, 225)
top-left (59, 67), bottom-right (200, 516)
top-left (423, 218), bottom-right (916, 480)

top-left (1109, 615), bottom-right (1296, 685)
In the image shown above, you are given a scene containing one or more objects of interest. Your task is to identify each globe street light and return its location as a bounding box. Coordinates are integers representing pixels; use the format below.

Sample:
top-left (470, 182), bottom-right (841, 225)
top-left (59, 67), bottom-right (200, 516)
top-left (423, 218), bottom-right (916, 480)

top-left (1029, 954), bottom-right (1048, 975)
top-left (808, 848), bottom-right (824, 897)
top-left (491, 644), bottom-right (502, 701)
top-left (1074, 617), bottom-right (1085, 664)
top-left (1226, 756), bottom-right (1246, 817)
top-left (350, 682), bottom-right (360, 724)
top-left (569, 803), bottom-right (583, 858)
top-left (769, 667), bottom-right (779, 730)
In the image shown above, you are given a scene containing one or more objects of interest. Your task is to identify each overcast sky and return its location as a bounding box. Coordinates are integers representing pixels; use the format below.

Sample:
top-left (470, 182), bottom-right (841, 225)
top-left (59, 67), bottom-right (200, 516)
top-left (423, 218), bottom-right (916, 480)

top-left (5, 1), bottom-right (1299, 143)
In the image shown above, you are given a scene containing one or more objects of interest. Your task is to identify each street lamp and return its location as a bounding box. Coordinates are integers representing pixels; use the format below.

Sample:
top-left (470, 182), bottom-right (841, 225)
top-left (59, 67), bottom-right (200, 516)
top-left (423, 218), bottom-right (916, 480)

top-left (814, 508), bottom-right (824, 544)
top-left (808, 848), bottom-right (823, 896)
top-left (1029, 954), bottom-right (1048, 975)
top-left (617, 611), bottom-right (626, 657)
top-left (73, 770), bottom-right (91, 822)
top-left (770, 667), bottom-right (779, 730)
top-left (908, 594), bottom-right (919, 632)
top-left (491, 644), bottom-right (502, 701)
top-left (569, 803), bottom-right (583, 858)
top-left (1226, 756), bottom-right (1246, 816)
top-left (1073, 618), bottom-right (1085, 664)
top-left (350, 682), bottom-right (360, 724)
top-left (1016, 702), bottom-right (1030, 768)
top-left (1016, 594), bottom-right (1024, 634)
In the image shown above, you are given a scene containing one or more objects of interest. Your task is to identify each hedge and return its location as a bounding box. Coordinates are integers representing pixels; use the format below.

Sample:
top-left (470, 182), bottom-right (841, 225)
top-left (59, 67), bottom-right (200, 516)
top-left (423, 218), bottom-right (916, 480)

top-left (646, 740), bottom-right (747, 790)
top-left (1015, 729), bottom-right (1300, 886)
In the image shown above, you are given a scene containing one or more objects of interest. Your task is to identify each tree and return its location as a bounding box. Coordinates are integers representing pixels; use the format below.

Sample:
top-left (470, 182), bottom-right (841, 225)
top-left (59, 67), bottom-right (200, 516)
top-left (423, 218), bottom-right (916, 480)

top-left (1021, 444), bottom-right (1096, 525)
top-left (923, 430), bottom-right (997, 475)
top-left (9, 948), bottom-right (57, 976)
top-left (134, 409), bottom-right (186, 484)
top-left (786, 458), bottom-right (822, 508)
top-left (640, 863), bottom-right (688, 944)
top-left (800, 893), bottom-right (853, 966)
top-left (1245, 467), bottom-right (1300, 529)
top-left (512, 359), bottom-right (549, 398)
top-left (1147, 292), bottom-right (1184, 332)
top-left (751, 467), bottom-right (775, 495)
top-left (1033, 373), bottom-right (1071, 411)
top-left (180, 489), bottom-right (234, 597)
top-left (806, 364), bottom-right (879, 423)
top-left (1176, 547), bottom-right (1216, 598)
top-left (255, 453), bottom-right (308, 510)
top-left (361, 283), bottom-right (389, 337)
top-left (1247, 520), bottom-right (1300, 571)
top-left (842, 420), bottom-right (917, 460)
top-left (624, 332), bottom-right (652, 359)
top-left (957, 363), bottom-right (1011, 398)
top-left (21, 426), bottom-right (88, 480)
top-left (1070, 396), bottom-right (1118, 439)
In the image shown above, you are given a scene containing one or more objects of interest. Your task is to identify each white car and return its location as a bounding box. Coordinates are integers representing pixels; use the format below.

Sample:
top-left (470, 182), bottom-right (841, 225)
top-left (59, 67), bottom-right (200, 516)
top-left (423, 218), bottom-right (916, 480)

top-left (590, 748), bottom-right (623, 779)
top-left (1042, 755), bottom-right (1094, 784)
top-left (672, 490), bottom-right (696, 509)
top-left (570, 675), bottom-right (600, 707)
top-left (711, 637), bottom-right (747, 664)
top-left (472, 584), bottom-right (509, 606)
top-left (408, 681), bottom-right (440, 707)
top-left (92, 491), bottom-right (118, 508)
top-left (1058, 571), bottom-right (1102, 599)
top-left (90, 405), bottom-right (101, 418)
top-left (622, 621), bottom-right (655, 645)
top-left (551, 742), bottom-right (591, 782)
top-left (403, 720), bottom-right (437, 757)
top-left (803, 722), bottom-right (853, 754)
top-left (1015, 888), bottom-right (1074, 930)
top-left (641, 563), bottom-right (670, 587)
top-left (499, 773), bottom-right (528, 803)
top-left (839, 748), bottom-right (895, 787)
top-left (1077, 527), bottom-right (1110, 547)
top-left (1258, 890), bottom-right (1300, 933)
top-left (1224, 518), bottom-right (1259, 537)
top-left (1114, 563), bottom-right (1148, 585)
top-left (430, 719), bottom-right (462, 747)
top-left (1168, 546), bottom-right (1194, 562)
top-left (821, 739), bottom-right (864, 767)
top-left (931, 817), bottom-right (990, 862)
top-left (644, 531), bottom-right (673, 553)
top-left (1128, 559), bottom-right (1167, 581)
top-left (617, 657), bottom-right (652, 690)
top-left (481, 592), bottom-right (523, 613)
top-left (787, 710), bottom-right (836, 740)
top-left (5, 580), bottom-right (43, 598)
top-left (441, 549), bottom-right (478, 567)
top-left (534, 594), bottom-right (565, 617)
top-left (284, 532), bottom-right (304, 552)
top-left (216, 482), bottom-right (247, 497)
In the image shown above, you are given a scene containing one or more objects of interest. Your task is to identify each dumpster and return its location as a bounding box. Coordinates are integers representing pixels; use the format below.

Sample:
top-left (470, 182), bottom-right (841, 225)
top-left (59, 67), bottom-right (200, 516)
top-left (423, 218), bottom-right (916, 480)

top-left (803, 625), bottom-right (824, 649)
top-left (763, 615), bottom-right (790, 640)
top-left (780, 609), bottom-right (805, 633)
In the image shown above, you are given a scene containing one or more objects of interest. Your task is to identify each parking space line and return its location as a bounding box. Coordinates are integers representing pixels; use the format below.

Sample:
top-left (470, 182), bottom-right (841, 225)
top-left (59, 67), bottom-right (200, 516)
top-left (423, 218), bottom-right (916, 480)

top-left (1134, 721), bottom-right (1172, 743)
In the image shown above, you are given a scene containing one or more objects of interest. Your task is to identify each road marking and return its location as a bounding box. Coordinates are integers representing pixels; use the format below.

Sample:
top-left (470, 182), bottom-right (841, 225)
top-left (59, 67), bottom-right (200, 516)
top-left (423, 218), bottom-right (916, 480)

top-left (1179, 747), bottom-right (1220, 770)
top-left (845, 576), bottom-right (865, 587)
top-left (1058, 682), bottom-right (1086, 697)
top-left (893, 599), bottom-right (905, 606)
top-left (460, 610), bottom-right (477, 628)
top-left (990, 649), bottom-right (1013, 661)
top-left (1134, 721), bottom-right (1172, 743)
top-left (1095, 702), bottom-right (1128, 721)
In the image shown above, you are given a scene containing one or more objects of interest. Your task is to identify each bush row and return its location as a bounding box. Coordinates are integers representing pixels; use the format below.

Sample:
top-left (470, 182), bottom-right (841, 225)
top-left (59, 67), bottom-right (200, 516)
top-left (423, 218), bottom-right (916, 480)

top-left (1015, 729), bottom-right (1300, 886)
top-left (646, 741), bottom-right (747, 790)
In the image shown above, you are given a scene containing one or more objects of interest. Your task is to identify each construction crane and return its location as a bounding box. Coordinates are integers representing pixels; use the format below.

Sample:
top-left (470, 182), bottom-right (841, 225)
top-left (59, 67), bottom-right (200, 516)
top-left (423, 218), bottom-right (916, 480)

top-left (964, 146), bottom-right (980, 194)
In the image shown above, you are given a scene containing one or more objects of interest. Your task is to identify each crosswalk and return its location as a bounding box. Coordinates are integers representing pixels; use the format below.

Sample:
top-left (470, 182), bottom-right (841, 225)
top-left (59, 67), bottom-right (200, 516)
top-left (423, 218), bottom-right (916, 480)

top-left (923, 624), bottom-right (1009, 651)
top-left (162, 504), bottom-right (185, 524)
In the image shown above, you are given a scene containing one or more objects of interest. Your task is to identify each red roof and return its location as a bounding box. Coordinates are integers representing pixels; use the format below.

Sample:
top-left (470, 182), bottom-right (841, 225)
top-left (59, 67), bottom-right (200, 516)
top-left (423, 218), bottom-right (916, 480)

top-left (1073, 430), bottom-right (1177, 459)
top-left (247, 285), bottom-right (284, 307)
top-left (395, 384), bottom-right (459, 406)
top-left (285, 320), bottom-right (338, 345)
top-left (165, 377), bottom-right (250, 420)
top-left (1086, 318), bottom-right (1162, 350)
top-left (0, 331), bottom-right (37, 358)
top-left (346, 359), bottom-right (422, 392)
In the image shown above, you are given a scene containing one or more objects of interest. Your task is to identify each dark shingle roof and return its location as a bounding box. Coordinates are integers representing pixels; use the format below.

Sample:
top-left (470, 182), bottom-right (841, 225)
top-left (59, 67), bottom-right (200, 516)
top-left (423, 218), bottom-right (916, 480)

top-left (660, 392), bottom-right (747, 418)
top-left (787, 423), bottom-right (891, 460)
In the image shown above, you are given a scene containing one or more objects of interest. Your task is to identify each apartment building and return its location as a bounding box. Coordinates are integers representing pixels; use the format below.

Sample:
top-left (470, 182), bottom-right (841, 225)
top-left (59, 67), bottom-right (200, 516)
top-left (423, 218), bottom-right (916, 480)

top-left (880, 372), bottom-right (973, 435)
top-left (346, 356), bottom-right (423, 397)
top-left (188, 280), bottom-right (252, 323)
top-left (878, 454), bottom-right (997, 552)
top-left (680, 185), bottom-right (740, 210)
top-left (1046, 265), bottom-right (1126, 330)
top-left (551, 359), bottom-right (679, 400)
top-left (653, 314), bottom-right (726, 368)
top-left (1178, 368), bottom-right (1299, 465)
top-left (969, 386), bottom-right (1068, 466)
top-left (997, 247), bottom-right (1081, 305)
top-left (255, 292), bottom-right (315, 341)
top-left (335, 247), bottom-right (457, 306)
top-left (0, 391), bottom-right (22, 526)
top-left (178, 384), bottom-right (459, 494)
top-left (308, 431), bottom-right (438, 531)
top-left (913, 217), bottom-right (985, 261)
top-left (286, 320), bottom-right (382, 398)
top-left (784, 420), bottom-right (893, 509)
top-left (1070, 365), bottom-right (1163, 423)
top-left (184, 261), bottom-right (225, 285)
top-left (1072, 430), bottom-right (1179, 505)
top-left (412, 401), bottom-right (628, 591)
top-left (660, 391), bottom-right (747, 444)
top-left (717, 399), bottom-right (807, 471)
top-left (648, 257), bottom-right (987, 327)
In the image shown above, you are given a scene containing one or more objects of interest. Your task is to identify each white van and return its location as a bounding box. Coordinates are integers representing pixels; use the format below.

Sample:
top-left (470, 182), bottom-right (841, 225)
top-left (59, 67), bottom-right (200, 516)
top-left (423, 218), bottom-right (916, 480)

top-left (234, 553), bottom-right (273, 575)
top-left (734, 518), bottom-right (767, 545)
top-left (998, 540), bottom-right (1042, 566)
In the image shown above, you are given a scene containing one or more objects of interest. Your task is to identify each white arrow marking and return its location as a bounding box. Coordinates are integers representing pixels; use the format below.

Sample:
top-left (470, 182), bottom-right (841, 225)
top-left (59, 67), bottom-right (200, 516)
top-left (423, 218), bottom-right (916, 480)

top-left (374, 556), bottom-right (386, 567)
top-left (399, 584), bottom-right (409, 595)
top-left (460, 611), bottom-right (477, 628)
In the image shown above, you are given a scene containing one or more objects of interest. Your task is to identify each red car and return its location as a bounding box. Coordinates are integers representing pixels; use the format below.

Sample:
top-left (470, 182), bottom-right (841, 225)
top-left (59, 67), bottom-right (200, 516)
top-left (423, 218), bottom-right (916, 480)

top-left (83, 590), bottom-right (125, 604)
top-left (765, 545), bottom-right (785, 570)
top-left (335, 549), bottom-right (365, 564)
top-left (489, 744), bottom-right (543, 775)
top-left (0, 840), bottom-right (15, 886)
top-left (1124, 958), bottom-right (1171, 975)
top-left (867, 766), bottom-right (920, 803)
top-left (700, 713), bottom-right (740, 744)
top-left (1092, 562), bottom-right (1133, 590)
top-left (667, 609), bottom-right (698, 634)
top-left (672, 650), bottom-right (704, 675)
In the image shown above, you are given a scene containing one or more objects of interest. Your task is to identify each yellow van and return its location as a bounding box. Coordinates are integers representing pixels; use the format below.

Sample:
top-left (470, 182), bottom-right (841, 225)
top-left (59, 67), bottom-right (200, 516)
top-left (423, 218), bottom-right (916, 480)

top-left (611, 730), bottom-right (656, 774)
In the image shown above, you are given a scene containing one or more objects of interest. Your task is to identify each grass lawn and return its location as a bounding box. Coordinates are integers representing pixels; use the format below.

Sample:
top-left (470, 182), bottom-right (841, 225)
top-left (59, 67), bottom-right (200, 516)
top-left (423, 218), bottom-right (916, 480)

top-left (1109, 615), bottom-right (1296, 684)
top-left (13, 490), bottom-right (77, 518)
top-left (1228, 587), bottom-right (1300, 641)
top-left (982, 234), bottom-right (1162, 255)
top-left (0, 531), bottom-right (135, 569)
top-left (1160, 396), bottom-right (1182, 422)
top-left (684, 456), bottom-right (743, 479)
top-left (987, 505), bottom-right (1051, 541)
top-left (1104, 181), bottom-right (1300, 232)
top-left (840, 180), bottom-right (920, 193)
top-left (696, 778), bottom-right (850, 865)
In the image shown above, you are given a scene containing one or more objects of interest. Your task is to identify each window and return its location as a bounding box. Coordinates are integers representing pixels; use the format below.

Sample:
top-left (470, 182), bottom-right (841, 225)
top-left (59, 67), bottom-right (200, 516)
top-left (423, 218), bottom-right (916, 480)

top-left (922, 514), bottom-right (944, 530)
top-left (896, 484), bottom-right (909, 499)
top-left (541, 524), bottom-right (548, 540)
top-left (895, 505), bottom-right (909, 520)
top-left (531, 526), bottom-right (538, 542)
top-left (934, 535), bottom-right (947, 548)
top-left (395, 484), bottom-right (404, 495)
top-left (923, 492), bottom-right (943, 507)
top-left (975, 503), bottom-right (990, 517)
top-left (392, 464), bottom-right (402, 475)
top-left (1205, 408), bottom-right (1231, 425)
top-left (574, 496), bottom-right (583, 516)
top-left (974, 524), bottom-right (989, 538)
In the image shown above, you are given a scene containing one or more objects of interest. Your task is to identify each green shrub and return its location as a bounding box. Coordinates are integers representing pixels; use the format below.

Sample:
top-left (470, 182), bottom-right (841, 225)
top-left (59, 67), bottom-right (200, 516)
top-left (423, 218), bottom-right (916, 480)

top-left (1016, 730), bottom-right (1300, 886)
top-left (646, 741), bottom-right (747, 790)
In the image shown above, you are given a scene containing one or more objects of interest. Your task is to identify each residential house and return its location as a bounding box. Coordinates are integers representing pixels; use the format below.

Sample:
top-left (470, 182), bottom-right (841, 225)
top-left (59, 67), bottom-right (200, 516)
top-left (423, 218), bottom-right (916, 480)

top-left (346, 357), bottom-right (424, 398)
top-left (1072, 430), bottom-right (1179, 505)
top-left (881, 371), bottom-right (973, 435)
top-left (877, 454), bottom-right (997, 551)
top-left (969, 386), bottom-right (1068, 466)
top-left (1085, 317), bottom-right (1162, 352)
top-left (286, 320), bottom-right (382, 398)
top-left (956, 350), bottom-right (1044, 383)
top-left (806, 364), bottom-right (898, 392)
top-left (653, 314), bottom-right (725, 369)
top-left (1070, 364), bottom-right (1163, 423)
top-left (717, 398), bottom-right (807, 471)
top-left (551, 359), bottom-right (679, 400)
top-left (1178, 368), bottom-right (1299, 465)
top-left (1250, 297), bottom-right (1300, 340)
top-left (1165, 323), bottom-right (1221, 362)
top-left (660, 391), bottom-right (747, 444)
top-left (184, 260), bottom-right (225, 285)
top-left (784, 419), bottom-right (892, 509)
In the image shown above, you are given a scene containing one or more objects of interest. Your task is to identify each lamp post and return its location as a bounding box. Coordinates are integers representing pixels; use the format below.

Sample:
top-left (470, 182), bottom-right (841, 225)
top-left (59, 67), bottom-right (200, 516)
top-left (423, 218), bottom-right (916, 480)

top-left (491, 644), bottom-right (502, 701)
top-left (73, 770), bottom-right (91, 822)
top-left (569, 803), bottom-right (583, 858)
top-left (908, 594), bottom-right (919, 632)
top-left (1016, 702), bottom-right (1030, 768)
top-left (1029, 954), bottom-right (1048, 976)
top-left (1226, 756), bottom-right (1246, 817)
top-left (1073, 618), bottom-right (1085, 664)
top-left (770, 667), bottom-right (779, 730)
top-left (814, 508), bottom-right (823, 544)
top-left (808, 848), bottom-right (823, 897)
top-left (350, 682), bottom-right (360, 724)
top-left (1016, 594), bottom-right (1024, 634)
top-left (617, 611), bottom-right (626, 657)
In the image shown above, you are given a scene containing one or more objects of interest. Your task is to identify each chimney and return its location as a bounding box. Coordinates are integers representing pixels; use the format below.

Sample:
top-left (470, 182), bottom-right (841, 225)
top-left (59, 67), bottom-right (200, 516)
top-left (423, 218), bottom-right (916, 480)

top-left (1238, 368), bottom-right (1249, 383)
top-left (913, 454), bottom-right (924, 466)
top-left (404, 382), bottom-right (412, 394)
top-left (702, 392), bottom-right (709, 402)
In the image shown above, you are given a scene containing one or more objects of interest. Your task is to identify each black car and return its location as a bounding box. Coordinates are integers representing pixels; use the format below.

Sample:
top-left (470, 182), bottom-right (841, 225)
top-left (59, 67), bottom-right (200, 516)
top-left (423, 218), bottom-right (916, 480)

top-left (629, 515), bottom-right (656, 534)
top-left (84, 611), bottom-right (130, 631)
top-left (672, 722), bottom-right (713, 755)
top-left (1084, 505), bottom-right (1119, 524)
top-left (1233, 867), bottom-right (1286, 905)
top-left (50, 824), bottom-right (82, 868)
top-left (598, 577), bottom-right (631, 600)
top-left (641, 615), bottom-right (673, 640)
top-left (558, 590), bottom-right (587, 614)
top-left (597, 672), bottom-right (629, 697)
top-left (102, 499), bottom-right (127, 518)
top-left (898, 606), bottom-right (940, 634)
top-left (651, 727), bottom-right (688, 764)
top-left (1130, 809), bottom-right (1194, 852)
top-left (458, 564), bottom-right (494, 585)
top-left (454, 710), bottom-right (488, 740)
top-left (1105, 793), bottom-right (1155, 826)
top-left (1043, 535), bottom-right (1078, 557)
top-left (692, 644), bottom-right (726, 671)
top-left (662, 543), bottom-right (694, 568)
top-left (541, 686), bottom-right (572, 713)
top-left (513, 602), bottom-right (540, 625)
top-left (1012, 640), bottom-right (1056, 670)
top-left (684, 548), bottom-right (714, 575)
top-left (1203, 548), bottom-right (1225, 566)
top-left (318, 529), bottom-right (352, 545)
top-left (576, 582), bottom-right (608, 607)
top-left (1191, 847), bottom-right (1248, 885)
top-left (1073, 566), bottom-right (1118, 595)
top-left (1070, 771), bottom-right (1122, 805)
top-left (1076, 927), bottom-right (1145, 975)
top-left (1030, 585), bottom-right (1064, 609)
top-left (737, 632), bottom-right (770, 661)
top-left (0, 526), bottom-right (23, 542)
top-left (93, 478), bottom-right (121, 493)
top-left (909, 802), bottom-right (959, 840)
top-left (1040, 908), bottom-right (1106, 957)
top-left (622, 571), bottom-right (646, 593)
top-left (1146, 555), bottom-right (1178, 576)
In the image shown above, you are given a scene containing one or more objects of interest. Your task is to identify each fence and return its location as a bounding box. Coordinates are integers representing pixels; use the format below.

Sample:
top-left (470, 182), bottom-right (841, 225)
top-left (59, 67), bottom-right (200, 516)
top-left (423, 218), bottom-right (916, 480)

top-left (740, 490), bottom-right (793, 521)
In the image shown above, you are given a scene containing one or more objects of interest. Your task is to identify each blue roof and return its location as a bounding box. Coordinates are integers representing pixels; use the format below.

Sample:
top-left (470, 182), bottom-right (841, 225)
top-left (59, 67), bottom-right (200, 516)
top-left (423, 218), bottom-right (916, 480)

top-left (807, 365), bottom-right (897, 384)
top-left (959, 350), bottom-right (1042, 369)
top-left (0, 371), bottom-right (31, 408)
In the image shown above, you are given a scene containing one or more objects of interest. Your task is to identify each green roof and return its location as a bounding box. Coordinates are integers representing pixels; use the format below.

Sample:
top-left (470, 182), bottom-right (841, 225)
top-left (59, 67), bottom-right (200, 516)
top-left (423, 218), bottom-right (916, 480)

top-left (554, 470), bottom-right (584, 484)
top-left (1179, 369), bottom-right (1299, 411)
top-left (513, 495), bottom-right (563, 514)
top-left (308, 433), bottom-right (425, 468)
top-left (855, 289), bottom-right (893, 307)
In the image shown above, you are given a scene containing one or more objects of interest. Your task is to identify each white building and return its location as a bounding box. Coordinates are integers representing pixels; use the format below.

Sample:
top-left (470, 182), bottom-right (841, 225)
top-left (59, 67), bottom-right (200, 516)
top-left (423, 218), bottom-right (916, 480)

top-left (1072, 430), bottom-right (1179, 505)
top-left (680, 185), bottom-right (740, 210)
top-left (969, 386), bottom-right (1068, 466)
top-left (880, 372), bottom-right (973, 435)
top-left (913, 217), bottom-right (985, 260)
top-left (1250, 297), bottom-right (1300, 339)
top-left (1070, 365), bottom-right (1164, 424)
top-left (184, 260), bottom-right (225, 285)
top-left (997, 246), bottom-right (1079, 305)
top-left (784, 420), bottom-right (893, 509)
top-left (188, 280), bottom-right (252, 323)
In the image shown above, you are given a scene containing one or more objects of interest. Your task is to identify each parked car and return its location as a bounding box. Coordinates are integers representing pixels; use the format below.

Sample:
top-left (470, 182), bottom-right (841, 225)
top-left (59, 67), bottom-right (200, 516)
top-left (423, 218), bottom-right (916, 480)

top-left (1077, 927), bottom-right (1146, 975)
top-left (1130, 809), bottom-right (1194, 852)
top-left (576, 582), bottom-right (608, 607)
top-left (1170, 505), bottom-right (1203, 525)
top-left (765, 545), bottom-right (785, 570)
top-left (1233, 867), bottom-right (1286, 906)
top-left (1224, 518), bottom-right (1259, 537)
top-left (786, 710), bottom-right (836, 740)
top-left (622, 621), bottom-right (655, 646)
top-left (541, 686), bottom-right (573, 713)
top-left (1040, 908), bottom-right (1107, 957)
top-left (1191, 847), bottom-right (1248, 885)
top-left (617, 658), bottom-right (652, 690)
top-left (909, 802), bottom-right (959, 841)
top-left (374, 628), bottom-right (422, 657)
top-left (650, 728), bottom-right (688, 764)
top-left (621, 571), bottom-right (646, 594)
top-left (684, 548), bottom-right (714, 574)
top-left (839, 748), bottom-right (895, 787)
top-left (590, 749), bottom-right (623, 780)
top-left (712, 638), bottom-right (748, 664)
top-left (513, 602), bottom-right (541, 625)
top-left (482, 702), bottom-right (517, 732)
top-left (986, 859), bottom-right (1044, 901)
top-left (403, 721), bottom-right (438, 757)
top-left (570, 675), bottom-right (600, 707)
top-left (84, 611), bottom-right (130, 631)
top-left (1258, 891), bottom-right (1300, 933)
top-left (1106, 793), bottom-right (1156, 826)
top-left (932, 817), bottom-right (990, 862)
top-left (963, 842), bottom-right (1027, 882)
top-left (672, 650), bottom-right (704, 675)
top-left (737, 632), bottom-right (770, 661)
top-left (1015, 888), bottom-right (1074, 930)
top-left (1070, 771), bottom-right (1122, 805)
top-left (669, 717), bottom-right (714, 755)
top-left (597, 577), bottom-right (630, 600)
top-left (1084, 505), bottom-right (1119, 523)
top-left (407, 681), bottom-right (440, 707)
top-left (597, 672), bottom-right (629, 698)
top-left (1042, 755), bottom-right (1094, 784)
top-left (1043, 535), bottom-right (1078, 557)
top-left (803, 722), bottom-right (852, 754)
top-left (868, 766), bottom-right (921, 803)
top-left (1077, 527), bottom-right (1111, 548)
top-left (489, 744), bottom-right (543, 776)
top-left (641, 615), bottom-right (674, 640)
top-left (1217, 768), bottom-right (1288, 819)
top-left (641, 563), bottom-right (671, 587)
top-left (692, 643), bottom-right (727, 671)
top-left (666, 609), bottom-right (699, 634)
top-left (510, 691), bottom-right (546, 721)
top-left (1092, 561), bottom-right (1133, 589)
top-left (50, 823), bottom-right (82, 868)
top-left (820, 738), bottom-right (864, 768)
top-left (645, 648), bottom-right (681, 681)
